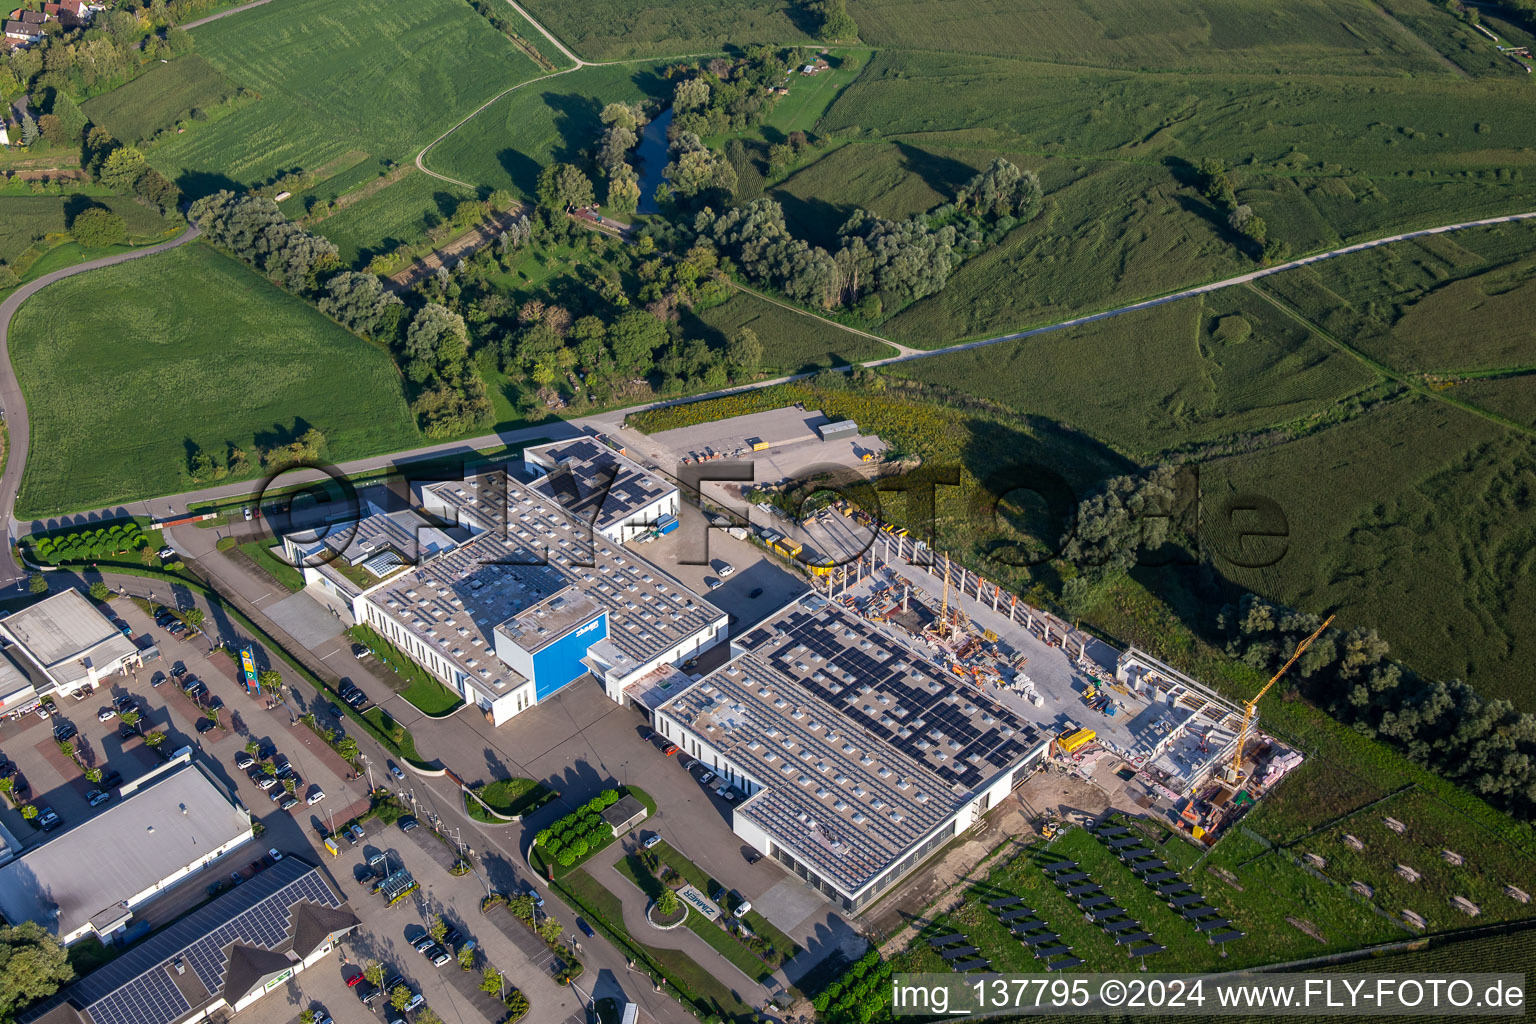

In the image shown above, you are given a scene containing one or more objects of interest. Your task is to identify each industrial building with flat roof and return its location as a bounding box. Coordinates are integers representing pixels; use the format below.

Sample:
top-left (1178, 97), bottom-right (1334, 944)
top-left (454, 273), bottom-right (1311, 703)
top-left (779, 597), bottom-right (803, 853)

top-left (522, 435), bottom-right (678, 542)
top-left (334, 465), bottom-right (725, 725)
top-left (0, 590), bottom-right (142, 700)
top-left (653, 594), bottom-right (1050, 913)
top-left (0, 757), bottom-right (254, 945)
top-left (20, 857), bottom-right (358, 1024)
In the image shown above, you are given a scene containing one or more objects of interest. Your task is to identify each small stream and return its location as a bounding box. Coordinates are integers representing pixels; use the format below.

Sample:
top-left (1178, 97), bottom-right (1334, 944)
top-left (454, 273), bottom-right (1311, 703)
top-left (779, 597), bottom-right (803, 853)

top-left (633, 107), bottom-right (674, 216)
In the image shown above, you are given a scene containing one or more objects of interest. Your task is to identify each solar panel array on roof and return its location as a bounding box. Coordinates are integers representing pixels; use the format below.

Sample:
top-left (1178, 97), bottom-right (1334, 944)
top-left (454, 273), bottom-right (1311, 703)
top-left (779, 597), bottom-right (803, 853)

top-left (660, 595), bottom-right (1044, 896)
top-left (528, 438), bottom-right (670, 531)
top-left (34, 860), bottom-right (342, 1024)
top-left (744, 601), bottom-right (1037, 791)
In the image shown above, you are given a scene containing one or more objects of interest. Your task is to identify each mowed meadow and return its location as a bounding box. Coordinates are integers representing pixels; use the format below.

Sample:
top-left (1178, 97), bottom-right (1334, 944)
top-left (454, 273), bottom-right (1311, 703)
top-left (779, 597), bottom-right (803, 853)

top-left (9, 245), bottom-right (421, 517)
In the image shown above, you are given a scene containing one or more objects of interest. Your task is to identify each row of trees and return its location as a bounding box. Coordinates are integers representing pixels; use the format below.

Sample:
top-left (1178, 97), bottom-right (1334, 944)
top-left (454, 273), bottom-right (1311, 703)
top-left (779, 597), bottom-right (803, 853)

top-left (185, 427), bottom-right (325, 483)
top-left (693, 159), bottom-right (1042, 313)
top-left (423, 207), bottom-right (760, 409)
top-left (29, 522), bottom-right (147, 564)
top-left (1219, 593), bottom-right (1536, 818)
top-left (594, 101), bottom-right (649, 215)
top-left (191, 191), bottom-right (340, 291)
top-left (192, 191), bottom-right (492, 438)
top-left (533, 788), bottom-right (623, 866)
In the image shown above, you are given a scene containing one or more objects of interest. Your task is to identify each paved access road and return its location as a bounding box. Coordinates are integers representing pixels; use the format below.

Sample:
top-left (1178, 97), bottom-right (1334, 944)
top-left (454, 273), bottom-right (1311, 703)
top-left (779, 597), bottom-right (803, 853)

top-left (0, 225), bottom-right (201, 586)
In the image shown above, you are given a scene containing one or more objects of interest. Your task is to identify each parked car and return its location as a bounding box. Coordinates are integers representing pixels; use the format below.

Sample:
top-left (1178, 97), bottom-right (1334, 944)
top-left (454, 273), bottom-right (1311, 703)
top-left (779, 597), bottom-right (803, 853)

top-left (150, 671), bottom-right (166, 687)
top-left (234, 751), bottom-right (255, 769)
top-left (714, 561), bottom-right (735, 578)
top-left (662, 743), bottom-right (679, 756)
top-left (351, 643), bottom-right (371, 659)
top-left (577, 918), bottom-right (595, 938)
top-left (38, 807), bottom-right (60, 831)
top-left (96, 708), bottom-right (116, 723)
top-left (343, 967), bottom-right (364, 988)
top-left (113, 694), bottom-right (136, 712)
top-left (278, 795), bottom-right (299, 811)
top-left (403, 993), bottom-right (424, 1012)
top-left (441, 925), bottom-right (462, 948)
top-left (118, 725), bottom-right (140, 741)
top-left (243, 506), bottom-right (253, 521)
top-left (643, 833), bottom-right (661, 850)
top-left (256, 776), bottom-right (277, 791)
top-left (157, 546), bottom-right (176, 561)
top-left (398, 816), bottom-right (419, 832)
top-left (354, 980), bottom-right (378, 1005)
top-left (732, 895), bottom-right (753, 919)
top-left (52, 722), bottom-right (76, 741)
top-left (268, 848), bottom-right (283, 861)
top-left (101, 769), bottom-right (122, 788)
top-left (86, 789), bottom-right (110, 807)
top-left (428, 945), bottom-right (451, 967)
top-left (306, 789), bottom-right (325, 805)
top-left (412, 934), bottom-right (436, 953)
top-left (698, 771), bottom-right (715, 785)
top-left (344, 823), bottom-right (365, 844)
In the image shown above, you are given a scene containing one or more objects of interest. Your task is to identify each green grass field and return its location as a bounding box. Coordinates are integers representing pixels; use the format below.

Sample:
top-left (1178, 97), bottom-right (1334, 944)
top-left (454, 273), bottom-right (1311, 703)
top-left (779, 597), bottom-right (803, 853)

top-left (800, 46), bottom-right (1536, 342)
top-left (766, 141), bottom-right (960, 247)
top-left (10, 244), bottom-right (422, 516)
top-left (879, 285), bottom-right (1381, 459)
top-left (852, 0), bottom-right (1462, 74)
top-left (311, 170), bottom-right (476, 268)
top-left (426, 62), bottom-right (673, 200)
top-left (688, 289), bottom-right (894, 370)
top-left (1201, 397), bottom-right (1536, 709)
top-left (145, 0), bottom-right (541, 194)
top-left (0, 196), bottom-right (175, 263)
top-left (82, 55), bottom-right (240, 145)
top-left (514, 0), bottom-right (813, 61)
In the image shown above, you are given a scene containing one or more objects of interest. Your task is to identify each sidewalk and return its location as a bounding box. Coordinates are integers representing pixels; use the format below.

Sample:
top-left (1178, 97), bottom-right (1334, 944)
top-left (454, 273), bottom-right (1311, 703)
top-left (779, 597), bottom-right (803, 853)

top-left (586, 839), bottom-right (779, 998)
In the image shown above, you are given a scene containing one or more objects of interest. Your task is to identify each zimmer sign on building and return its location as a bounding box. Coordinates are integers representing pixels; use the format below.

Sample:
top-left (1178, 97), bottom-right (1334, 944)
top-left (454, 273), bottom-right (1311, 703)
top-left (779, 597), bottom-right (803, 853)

top-left (676, 884), bottom-right (720, 922)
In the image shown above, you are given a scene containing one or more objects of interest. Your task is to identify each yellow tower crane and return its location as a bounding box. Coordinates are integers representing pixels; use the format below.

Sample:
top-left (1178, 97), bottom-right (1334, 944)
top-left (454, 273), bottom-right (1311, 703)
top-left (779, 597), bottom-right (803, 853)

top-left (1227, 614), bottom-right (1335, 785)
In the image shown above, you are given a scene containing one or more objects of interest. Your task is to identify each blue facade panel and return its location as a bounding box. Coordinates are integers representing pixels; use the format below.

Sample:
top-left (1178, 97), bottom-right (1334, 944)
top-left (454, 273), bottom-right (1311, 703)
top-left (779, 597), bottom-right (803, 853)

top-left (531, 612), bottom-right (608, 702)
